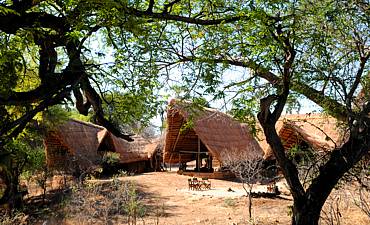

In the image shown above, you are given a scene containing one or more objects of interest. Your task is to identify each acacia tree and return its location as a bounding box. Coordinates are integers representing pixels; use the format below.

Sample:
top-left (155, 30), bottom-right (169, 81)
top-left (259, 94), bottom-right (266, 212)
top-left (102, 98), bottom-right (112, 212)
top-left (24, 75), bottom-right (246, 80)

top-left (0, 0), bottom-right (245, 144)
top-left (0, 1), bottom-right (369, 224)
top-left (0, 0), bottom-right (246, 206)
top-left (163, 1), bottom-right (369, 225)
top-left (123, 1), bottom-right (368, 224)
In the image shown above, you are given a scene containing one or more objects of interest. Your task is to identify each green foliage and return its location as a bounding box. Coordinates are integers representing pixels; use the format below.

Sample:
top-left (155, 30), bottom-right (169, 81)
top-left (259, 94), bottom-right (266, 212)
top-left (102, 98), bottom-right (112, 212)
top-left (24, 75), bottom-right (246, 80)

top-left (102, 152), bottom-right (121, 167)
top-left (180, 117), bottom-right (194, 134)
top-left (123, 183), bottom-right (147, 219)
top-left (41, 105), bottom-right (92, 132)
top-left (68, 110), bottom-right (92, 122)
top-left (0, 137), bottom-right (46, 204)
top-left (230, 96), bottom-right (260, 137)
top-left (3, 139), bottom-right (46, 176)
top-left (102, 91), bottom-right (163, 133)
top-left (20, 147), bottom-right (45, 179)
top-left (176, 97), bottom-right (209, 133)
top-left (0, 34), bottom-right (24, 97)
top-left (41, 105), bottom-right (72, 130)
top-left (103, 152), bottom-right (121, 165)
top-left (287, 144), bottom-right (301, 159)
top-left (287, 144), bottom-right (315, 165)
top-left (191, 97), bottom-right (210, 108)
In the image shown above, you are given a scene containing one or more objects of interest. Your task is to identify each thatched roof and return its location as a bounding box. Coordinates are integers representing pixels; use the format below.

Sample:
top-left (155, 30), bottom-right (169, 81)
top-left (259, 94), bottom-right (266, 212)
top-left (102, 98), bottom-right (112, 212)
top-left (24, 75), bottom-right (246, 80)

top-left (55, 120), bottom-right (106, 166)
top-left (106, 133), bottom-right (160, 164)
top-left (259, 114), bottom-right (345, 160)
top-left (164, 99), bottom-right (264, 163)
top-left (46, 119), bottom-right (159, 165)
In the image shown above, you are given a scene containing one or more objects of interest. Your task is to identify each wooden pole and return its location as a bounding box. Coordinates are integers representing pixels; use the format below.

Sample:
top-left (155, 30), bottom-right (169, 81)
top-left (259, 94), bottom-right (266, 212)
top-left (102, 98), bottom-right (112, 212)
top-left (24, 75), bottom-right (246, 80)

top-left (169, 153), bottom-right (173, 171)
top-left (197, 136), bottom-right (201, 172)
top-left (208, 154), bottom-right (211, 170)
top-left (179, 152), bottom-right (182, 170)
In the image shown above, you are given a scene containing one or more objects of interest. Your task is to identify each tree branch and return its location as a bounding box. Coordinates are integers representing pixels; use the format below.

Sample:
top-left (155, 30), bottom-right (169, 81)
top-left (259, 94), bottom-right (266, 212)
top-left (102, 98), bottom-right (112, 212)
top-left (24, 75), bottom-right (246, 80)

top-left (0, 11), bottom-right (67, 34)
top-left (306, 126), bottom-right (370, 212)
top-left (80, 77), bottom-right (133, 141)
top-left (146, 0), bottom-right (155, 12)
top-left (127, 7), bottom-right (248, 25)
top-left (0, 82), bottom-right (78, 141)
top-left (347, 54), bottom-right (370, 106)
top-left (257, 96), bottom-right (306, 201)
top-left (162, 0), bottom-right (181, 14)
top-left (73, 87), bottom-right (91, 116)
top-left (178, 56), bottom-right (348, 121)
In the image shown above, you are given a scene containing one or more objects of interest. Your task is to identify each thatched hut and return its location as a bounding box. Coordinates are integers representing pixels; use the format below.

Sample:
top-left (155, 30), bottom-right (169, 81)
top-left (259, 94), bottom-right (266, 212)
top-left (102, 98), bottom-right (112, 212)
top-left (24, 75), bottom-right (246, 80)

top-left (44, 120), bottom-right (161, 173)
top-left (164, 99), bottom-right (264, 178)
top-left (259, 114), bottom-right (344, 160)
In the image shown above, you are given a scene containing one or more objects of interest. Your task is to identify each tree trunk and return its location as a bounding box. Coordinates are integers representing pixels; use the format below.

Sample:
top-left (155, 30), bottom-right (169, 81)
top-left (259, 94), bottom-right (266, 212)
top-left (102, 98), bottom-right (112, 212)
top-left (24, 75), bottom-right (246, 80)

top-left (291, 200), bottom-right (322, 225)
top-left (0, 166), bottom-right (22, 209)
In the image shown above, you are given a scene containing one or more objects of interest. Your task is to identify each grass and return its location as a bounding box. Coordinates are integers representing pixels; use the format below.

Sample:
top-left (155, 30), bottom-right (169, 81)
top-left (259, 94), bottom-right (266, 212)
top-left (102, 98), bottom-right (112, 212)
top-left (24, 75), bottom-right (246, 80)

top-left (223, 197), bottom-right (237, 207)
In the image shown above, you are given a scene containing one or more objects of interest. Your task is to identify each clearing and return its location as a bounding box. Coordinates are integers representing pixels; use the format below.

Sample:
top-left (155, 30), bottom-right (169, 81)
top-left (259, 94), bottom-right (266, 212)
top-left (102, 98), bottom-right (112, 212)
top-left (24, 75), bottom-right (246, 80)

top-left (59, 171), bottom-right (369, 225)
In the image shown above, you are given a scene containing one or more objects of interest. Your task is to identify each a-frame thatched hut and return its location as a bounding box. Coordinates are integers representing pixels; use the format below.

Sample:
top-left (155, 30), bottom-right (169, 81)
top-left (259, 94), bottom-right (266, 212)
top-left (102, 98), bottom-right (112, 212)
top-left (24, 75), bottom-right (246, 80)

top-left (259, 114), bottom-right (344, 161)
top-left (44, 119), bottom-right (161, 173)
top-left (164, 99), bottom-right (264, 178)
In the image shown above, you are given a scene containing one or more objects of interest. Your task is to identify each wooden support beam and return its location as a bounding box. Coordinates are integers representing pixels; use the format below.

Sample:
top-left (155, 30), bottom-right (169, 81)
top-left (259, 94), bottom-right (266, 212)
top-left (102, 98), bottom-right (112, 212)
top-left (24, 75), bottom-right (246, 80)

top-left (197, 136), bottom-right (201, 172)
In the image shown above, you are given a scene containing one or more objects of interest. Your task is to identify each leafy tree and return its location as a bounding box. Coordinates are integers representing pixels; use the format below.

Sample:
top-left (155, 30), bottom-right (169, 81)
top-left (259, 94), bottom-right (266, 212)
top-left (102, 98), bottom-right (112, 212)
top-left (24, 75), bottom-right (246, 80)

top-left (163, 1), bottom-right (369, 224)
top-left (0, 1), bottom-right (369, 225)
top-left (106, 0), bottom-right (367, 224)
top-left (0, 0), bottom-right (239, 207)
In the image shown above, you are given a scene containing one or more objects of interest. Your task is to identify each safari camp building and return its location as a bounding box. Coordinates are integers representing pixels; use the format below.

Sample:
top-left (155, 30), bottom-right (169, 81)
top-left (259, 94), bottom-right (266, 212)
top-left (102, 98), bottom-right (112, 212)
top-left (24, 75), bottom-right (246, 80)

top-left (259, 113), bottom-right (344, 161)
top-left (44, 120), bottom-right (160, 173)
top-left (164, 99), bottom-right (264, 178)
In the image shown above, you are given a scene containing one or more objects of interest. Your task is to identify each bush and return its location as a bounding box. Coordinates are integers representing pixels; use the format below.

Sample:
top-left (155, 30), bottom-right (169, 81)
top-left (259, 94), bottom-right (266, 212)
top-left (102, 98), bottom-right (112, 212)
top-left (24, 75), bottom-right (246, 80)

top-left (223, 197), bottom-right (237, 207)
top-left (64, 179), bottom-right (146, 224)
top-left (0, 211), bottom-right (28, 225)
top-left (102, 152), bottom-right (121, 174)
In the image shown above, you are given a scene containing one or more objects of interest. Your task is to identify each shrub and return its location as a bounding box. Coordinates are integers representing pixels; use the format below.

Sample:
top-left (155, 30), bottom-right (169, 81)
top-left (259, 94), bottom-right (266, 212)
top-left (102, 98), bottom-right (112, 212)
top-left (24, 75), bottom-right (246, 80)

top-left (64, 179), bottom-right (146, 224)
top-left (102, 152), bottom-right (121, 174)
top-left (223, 198), bottom-right (237, 207)
top-left (0, 211), bottom-right (28, 225)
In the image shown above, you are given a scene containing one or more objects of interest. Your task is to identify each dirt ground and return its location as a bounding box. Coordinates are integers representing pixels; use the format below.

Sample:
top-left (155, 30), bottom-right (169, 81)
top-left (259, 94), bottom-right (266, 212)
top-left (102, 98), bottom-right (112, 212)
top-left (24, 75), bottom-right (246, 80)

top-left (25, 171), bottom-right (370, 225)
top-left (119, 171), bottom-right (291, 225)
top-left (81, 171), bottom-right (369, 225)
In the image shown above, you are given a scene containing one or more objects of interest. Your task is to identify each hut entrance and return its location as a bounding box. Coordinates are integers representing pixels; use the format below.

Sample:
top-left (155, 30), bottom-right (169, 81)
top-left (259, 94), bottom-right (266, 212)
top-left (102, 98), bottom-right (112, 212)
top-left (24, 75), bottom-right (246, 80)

top-left (177, 137), bottom-right (214, 173)
top-left (179, 152), bottom-right (214, 172)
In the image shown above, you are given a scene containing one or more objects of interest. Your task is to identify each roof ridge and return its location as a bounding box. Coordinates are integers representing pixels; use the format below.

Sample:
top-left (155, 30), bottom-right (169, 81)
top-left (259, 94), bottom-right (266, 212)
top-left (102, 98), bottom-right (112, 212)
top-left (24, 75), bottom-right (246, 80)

top-left (280, 113), bottom-right (331, 117)
top-left (169, 98), bottom-right (238, 122)
top-left (279, 113), bottom-right (334, 121)
top-left (70, 119), bottom-right (105, 129)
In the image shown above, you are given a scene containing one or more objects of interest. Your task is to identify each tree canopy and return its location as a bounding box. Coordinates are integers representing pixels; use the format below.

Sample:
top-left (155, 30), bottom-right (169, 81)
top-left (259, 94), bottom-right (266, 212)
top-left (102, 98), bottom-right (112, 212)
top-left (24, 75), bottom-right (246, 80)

top-left (0, 0), bottom-right (369, 224)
